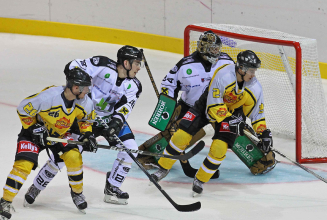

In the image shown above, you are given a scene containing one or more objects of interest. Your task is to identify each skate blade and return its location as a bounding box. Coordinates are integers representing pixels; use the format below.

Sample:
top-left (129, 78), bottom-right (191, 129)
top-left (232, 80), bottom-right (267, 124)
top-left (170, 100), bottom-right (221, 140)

top-left (78, 208), bottom-right (86, 214)
top-left (103, 195), bottom-right (128, 205)
top-left (23, 199), bottom-right (31, 207)
top-left (192, 191), bottom-right (201, 197)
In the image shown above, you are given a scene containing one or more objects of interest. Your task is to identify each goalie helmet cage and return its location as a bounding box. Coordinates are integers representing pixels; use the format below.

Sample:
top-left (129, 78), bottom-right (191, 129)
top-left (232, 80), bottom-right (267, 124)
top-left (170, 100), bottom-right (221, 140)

top-left (184, 24), bottom-right (327, 164)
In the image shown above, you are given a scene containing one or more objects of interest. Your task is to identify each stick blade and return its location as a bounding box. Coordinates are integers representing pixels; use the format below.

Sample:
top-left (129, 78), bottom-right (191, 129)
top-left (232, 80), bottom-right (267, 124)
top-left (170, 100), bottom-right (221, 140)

top-left (181, 141), bottom-right (205, 160)
top-left (174, 201), bottom-right (201, 212)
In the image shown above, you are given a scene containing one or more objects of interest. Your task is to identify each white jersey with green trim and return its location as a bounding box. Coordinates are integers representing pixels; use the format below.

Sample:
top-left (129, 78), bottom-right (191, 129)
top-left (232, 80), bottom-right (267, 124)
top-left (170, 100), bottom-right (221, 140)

top-left (160, 51), bottom-right (234, 107)
top-left (64, 56), bottom-right (142, 122)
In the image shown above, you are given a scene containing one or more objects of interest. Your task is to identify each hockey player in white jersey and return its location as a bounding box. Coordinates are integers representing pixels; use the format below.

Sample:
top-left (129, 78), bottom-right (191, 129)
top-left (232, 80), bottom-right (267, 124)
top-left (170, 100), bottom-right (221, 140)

top-left (137, 30), bottom-right (234, 171)
top-left (24, 45), bottom-right (143, 207)
top-left (151, 50), bottom-right (275, 195)
top-left (0, 68), bottom-right (96, 218)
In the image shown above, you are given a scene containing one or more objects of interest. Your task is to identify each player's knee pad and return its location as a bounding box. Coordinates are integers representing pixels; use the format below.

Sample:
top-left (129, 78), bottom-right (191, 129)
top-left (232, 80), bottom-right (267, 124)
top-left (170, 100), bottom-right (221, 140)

top-left (170, 129), bottom-right (192, 151)
top-left (209, 139), bottom-right (228, 161)
top-left (61, 148), bottom-right (82, 169)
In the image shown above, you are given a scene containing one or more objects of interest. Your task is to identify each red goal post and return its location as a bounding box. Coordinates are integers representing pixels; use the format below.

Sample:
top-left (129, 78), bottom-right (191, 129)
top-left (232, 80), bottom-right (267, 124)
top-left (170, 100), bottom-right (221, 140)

top-left (184, 24), bottom-right (327, 163)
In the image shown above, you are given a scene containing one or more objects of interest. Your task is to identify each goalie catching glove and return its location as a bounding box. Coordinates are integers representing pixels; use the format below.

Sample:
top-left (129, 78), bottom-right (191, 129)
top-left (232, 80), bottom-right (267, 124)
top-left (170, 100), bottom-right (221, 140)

top-left (28, 123), bottom-right (49, 147)
top-left (78, 132), bottom-right (97, 153)
top-left (250, 151), bottom-right (277, 175)
top-left (102, 117), bottom-right (124, 142)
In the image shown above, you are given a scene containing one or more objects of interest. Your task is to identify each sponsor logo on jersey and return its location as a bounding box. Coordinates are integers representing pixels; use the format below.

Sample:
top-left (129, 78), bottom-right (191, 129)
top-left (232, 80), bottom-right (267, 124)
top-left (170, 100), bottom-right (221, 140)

top-left (161, 87), bottom-right (168, 95)
top-left (216, 107), bottom-right (227, 117)
top-left (127, 84), bottom-right (131, 89)
top-left (220, 122), bottom-right (230, 132)
top-left (17, 141), bottom-right (39, 154)
top-left (119, 107), bottom-right (129, 115)
top-left (22, 117), bottom-right (34, 125)
top-left (105, 74), bottom-right (110, 78)
top-left (223, 91), bottom-right (238, 103)
top-left (256, 124), bottom-right (267, 133)
top-left (80, 121), bottom-right (92, 130)
top-left (182, 74), bottom-right (199, 79)
top-left (201, 77), bottom-right (211, 82)
top-left (55, 117), bottom-right (72, 129)
top-left (93, 57), bottom-right (100, 65)
top-left (259, 103), bottom-right (264, 114)
top-left (182, 111), bottom-right (196, 121)
top-left (186, 69), bottom-right (192, 75)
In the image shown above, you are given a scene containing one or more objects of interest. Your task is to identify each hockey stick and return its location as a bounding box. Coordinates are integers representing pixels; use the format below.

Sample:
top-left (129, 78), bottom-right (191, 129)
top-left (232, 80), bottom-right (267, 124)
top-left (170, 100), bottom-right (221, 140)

top-left (46, 137), bottom-right (204, 161)
top-left (140, 49), bottom-right (159, 98)
top-left (112, 134), bottom-right (201, 212)
top-left (243, 130), bottom-right (327, 184)
top-left (98, 117), bottom-right (201, 212)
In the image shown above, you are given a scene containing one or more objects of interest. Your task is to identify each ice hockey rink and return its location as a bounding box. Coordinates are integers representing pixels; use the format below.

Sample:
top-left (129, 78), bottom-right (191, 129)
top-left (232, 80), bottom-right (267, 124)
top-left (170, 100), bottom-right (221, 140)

top-left (1, 33), bottom-right (327, 220)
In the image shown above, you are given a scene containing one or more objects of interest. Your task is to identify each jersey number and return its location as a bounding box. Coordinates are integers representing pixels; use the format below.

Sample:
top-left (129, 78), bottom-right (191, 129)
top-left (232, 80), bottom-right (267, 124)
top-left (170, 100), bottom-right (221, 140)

top-left (23, 102), bottom-right (38, 116)
top-left (213, 88), bottom-right (220, 98)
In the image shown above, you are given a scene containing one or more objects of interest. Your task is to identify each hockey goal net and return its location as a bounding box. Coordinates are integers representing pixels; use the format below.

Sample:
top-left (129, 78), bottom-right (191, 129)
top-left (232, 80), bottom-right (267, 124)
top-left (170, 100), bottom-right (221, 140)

top-left (184, 23), bottom-right (327, 163)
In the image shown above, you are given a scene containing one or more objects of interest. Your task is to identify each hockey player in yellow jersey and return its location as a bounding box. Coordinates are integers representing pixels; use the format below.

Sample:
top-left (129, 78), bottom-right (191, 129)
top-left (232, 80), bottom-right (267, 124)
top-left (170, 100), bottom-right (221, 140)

top-left (0, 68), bottom-right (96, 218)
top-left (151, 50), bottom-right (275, 195)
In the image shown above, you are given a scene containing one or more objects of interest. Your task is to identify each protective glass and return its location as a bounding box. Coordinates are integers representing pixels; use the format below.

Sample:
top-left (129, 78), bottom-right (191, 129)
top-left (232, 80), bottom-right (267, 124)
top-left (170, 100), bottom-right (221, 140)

top-left (132, 59), bottom-right (144, 68)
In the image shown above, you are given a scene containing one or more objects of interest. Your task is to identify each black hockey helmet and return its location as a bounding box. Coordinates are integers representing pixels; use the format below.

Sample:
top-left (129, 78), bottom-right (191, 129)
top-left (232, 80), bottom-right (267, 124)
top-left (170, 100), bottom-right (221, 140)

top-left (117, 45), bottom-right (142, 65)
top-left (197, 30), bottom-right (222, 64)
top-left (236, 50), bottom-right (261, 70)
top-left (66, 67), bottom-right (92, 89)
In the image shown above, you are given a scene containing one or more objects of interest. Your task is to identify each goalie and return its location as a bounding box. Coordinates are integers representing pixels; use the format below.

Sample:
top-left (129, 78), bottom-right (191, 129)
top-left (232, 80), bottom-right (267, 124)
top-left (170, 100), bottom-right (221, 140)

top-left (150, 50), bottom-right (277, 195)
top-left (137, 30), bottom-right (234, 169)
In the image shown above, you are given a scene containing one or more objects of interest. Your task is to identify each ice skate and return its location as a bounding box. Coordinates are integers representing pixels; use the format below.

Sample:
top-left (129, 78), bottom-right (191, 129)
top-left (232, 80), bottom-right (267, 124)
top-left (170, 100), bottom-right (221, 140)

top-left (192, 177), bottom-right (204, 197)
top-left (104, 172), bottom-right (129, 205)
top-left (24, 184), bottom-right (41, 207)
top-left (0, 198), bottom-right (14, 220)
top-left (70, 190), bottom-right (87, 214)
top-left (149, 166), bottom-right (170, 185)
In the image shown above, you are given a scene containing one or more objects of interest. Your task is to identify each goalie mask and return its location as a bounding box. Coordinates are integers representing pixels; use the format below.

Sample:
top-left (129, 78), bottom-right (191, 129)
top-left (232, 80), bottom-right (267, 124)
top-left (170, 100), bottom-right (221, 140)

top-left (197, 30), bottom-right (222, 65)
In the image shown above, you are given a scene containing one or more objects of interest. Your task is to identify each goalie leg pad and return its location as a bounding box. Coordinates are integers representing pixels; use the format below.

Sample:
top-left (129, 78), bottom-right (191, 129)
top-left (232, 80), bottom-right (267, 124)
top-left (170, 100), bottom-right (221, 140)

top-left (250, 151), bottom-right (277, 175)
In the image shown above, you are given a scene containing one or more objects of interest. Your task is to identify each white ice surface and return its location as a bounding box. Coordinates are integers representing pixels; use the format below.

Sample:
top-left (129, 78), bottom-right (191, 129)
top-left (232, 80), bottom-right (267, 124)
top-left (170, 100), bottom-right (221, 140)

top-left (1, 33), bottom-right (327, 219)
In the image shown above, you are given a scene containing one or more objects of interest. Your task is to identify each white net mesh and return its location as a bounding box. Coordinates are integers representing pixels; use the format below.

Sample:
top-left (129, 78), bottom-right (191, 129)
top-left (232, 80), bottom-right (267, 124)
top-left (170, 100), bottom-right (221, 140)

top-left (187, 23), bottom-right (327, 160)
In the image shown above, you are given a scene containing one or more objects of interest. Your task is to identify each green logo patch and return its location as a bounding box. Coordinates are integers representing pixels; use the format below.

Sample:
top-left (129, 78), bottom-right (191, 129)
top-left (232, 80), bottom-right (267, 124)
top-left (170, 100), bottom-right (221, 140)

top-left (105, 74), bottom-right (110, 78)
top-left (186, 69), bottom-right (192, 75)
top-left (127, 84), bottom-right (131, 89)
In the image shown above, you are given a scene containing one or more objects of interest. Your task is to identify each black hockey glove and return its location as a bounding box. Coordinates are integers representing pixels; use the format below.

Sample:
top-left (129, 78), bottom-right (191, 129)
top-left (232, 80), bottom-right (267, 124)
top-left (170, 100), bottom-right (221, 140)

top-left (102, 117), bottom-right (124, 142)
top-left (225, 112), bottom-right (246, 136)
top-left (28, 123), bottom-right (48, 147)
top-left (78, 132), bottom-right (97, 153)
top-left (257, 129), bottom-right (273, 153)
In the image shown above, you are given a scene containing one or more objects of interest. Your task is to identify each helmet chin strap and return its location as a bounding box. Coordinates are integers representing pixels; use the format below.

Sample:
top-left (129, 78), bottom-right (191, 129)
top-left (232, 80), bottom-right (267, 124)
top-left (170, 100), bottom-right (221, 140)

top-left (122, 60), bottom-right (133, 78)
top-left (237, 67), bottom-right (246, 81)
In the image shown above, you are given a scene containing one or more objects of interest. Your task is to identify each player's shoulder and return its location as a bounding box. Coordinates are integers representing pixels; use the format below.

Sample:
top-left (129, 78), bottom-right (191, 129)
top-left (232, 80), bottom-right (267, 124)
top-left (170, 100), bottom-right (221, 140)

top-left (219, 52), bottom-right (235, 63)
top-left (90, 56), bottom-right (117, 71)
top-left (169, 52), bottom-right (202, 74)
top-left (76, 95), bottom-right (93, 109)
top-left (34, 86), bottom-right (63, 99)
top-left (125, 77), bottom-right (142, 97)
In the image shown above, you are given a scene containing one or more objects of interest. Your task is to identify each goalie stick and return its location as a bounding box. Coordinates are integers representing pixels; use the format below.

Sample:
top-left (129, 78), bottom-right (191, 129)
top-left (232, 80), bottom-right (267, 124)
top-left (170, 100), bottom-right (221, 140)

top-left (243, 130), bottom-right (327, 184)
top-left (46, 137), bottom-right (204, 161)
